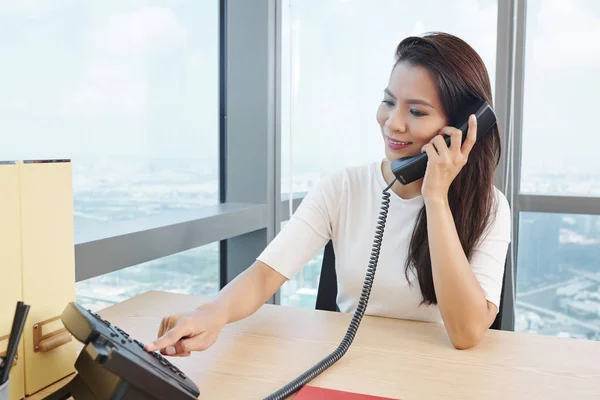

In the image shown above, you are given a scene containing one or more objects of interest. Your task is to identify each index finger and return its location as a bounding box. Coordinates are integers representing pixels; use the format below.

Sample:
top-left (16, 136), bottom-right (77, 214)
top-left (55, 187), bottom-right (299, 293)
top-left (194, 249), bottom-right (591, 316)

top-left (462, 114), bottom-right (477, 155)
top-left (145, 324), bottom-right (185, 352)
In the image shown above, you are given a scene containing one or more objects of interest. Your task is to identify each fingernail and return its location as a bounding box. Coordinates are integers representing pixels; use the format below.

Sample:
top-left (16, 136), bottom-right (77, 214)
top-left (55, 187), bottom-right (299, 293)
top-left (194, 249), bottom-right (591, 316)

top-left (145, 344), bottom-right (156, 351)
top-left (166, 346), bottom-right (176, 355)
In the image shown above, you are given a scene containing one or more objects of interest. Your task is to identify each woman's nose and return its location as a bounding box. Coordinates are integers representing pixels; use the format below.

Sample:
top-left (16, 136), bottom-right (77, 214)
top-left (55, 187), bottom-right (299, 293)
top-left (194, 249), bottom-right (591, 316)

top-left (386, 111), bottom-right (407, 133)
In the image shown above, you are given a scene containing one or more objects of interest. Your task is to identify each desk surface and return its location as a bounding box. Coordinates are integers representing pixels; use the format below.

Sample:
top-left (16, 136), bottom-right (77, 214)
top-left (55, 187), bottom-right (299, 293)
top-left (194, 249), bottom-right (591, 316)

top-left (30, 290), bottom-right (600, 399)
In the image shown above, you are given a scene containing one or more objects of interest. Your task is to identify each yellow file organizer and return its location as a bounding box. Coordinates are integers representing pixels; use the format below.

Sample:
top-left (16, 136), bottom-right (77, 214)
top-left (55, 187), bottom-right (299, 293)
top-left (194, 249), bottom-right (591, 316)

top-left (18, 160), bottom-right (76, 396)
top-left (0, 161), bottom-right (25, 400)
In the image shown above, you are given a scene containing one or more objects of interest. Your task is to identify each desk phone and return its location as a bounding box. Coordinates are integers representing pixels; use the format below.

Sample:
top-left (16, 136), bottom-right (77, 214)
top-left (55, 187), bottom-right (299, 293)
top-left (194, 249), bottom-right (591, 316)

top-left (43, 302), bottom-right (200, 400)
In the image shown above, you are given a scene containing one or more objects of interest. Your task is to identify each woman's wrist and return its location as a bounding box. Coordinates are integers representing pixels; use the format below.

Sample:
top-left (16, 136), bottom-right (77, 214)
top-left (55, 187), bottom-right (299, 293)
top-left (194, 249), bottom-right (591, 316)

top-left (197, 301), bottom-right (229, 327)
top-left (423, 193), bottom-right (449, 208)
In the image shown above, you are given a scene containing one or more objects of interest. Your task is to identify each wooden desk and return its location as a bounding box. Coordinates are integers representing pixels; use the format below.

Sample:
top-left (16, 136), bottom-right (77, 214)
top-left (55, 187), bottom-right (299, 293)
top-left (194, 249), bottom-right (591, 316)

top-left (30, 290), bottom-right (600, 399)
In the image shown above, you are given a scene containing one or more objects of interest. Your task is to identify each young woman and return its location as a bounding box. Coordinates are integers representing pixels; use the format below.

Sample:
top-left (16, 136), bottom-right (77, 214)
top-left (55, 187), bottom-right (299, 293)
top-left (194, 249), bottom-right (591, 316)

top-left (145, 32), bottom-right (511, 354)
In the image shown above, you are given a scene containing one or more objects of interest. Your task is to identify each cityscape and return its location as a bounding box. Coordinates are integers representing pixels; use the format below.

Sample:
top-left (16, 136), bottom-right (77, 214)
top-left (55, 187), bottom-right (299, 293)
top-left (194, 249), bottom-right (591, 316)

top-left (74, 156), bottom-right (600, 342)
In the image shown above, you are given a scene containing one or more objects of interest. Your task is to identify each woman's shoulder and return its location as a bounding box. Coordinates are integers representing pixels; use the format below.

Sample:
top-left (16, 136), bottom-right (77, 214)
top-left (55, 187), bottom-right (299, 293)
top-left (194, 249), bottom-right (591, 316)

top-left (491, 186), bottom-right (511, 217)
top-left (486, 185), bottom-right (512, 237)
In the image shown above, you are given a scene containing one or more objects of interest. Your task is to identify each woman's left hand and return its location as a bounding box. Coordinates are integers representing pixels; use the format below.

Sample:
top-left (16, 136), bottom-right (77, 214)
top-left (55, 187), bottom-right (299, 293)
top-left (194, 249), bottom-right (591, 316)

top-left (421, 114), bottom-right (477, 203)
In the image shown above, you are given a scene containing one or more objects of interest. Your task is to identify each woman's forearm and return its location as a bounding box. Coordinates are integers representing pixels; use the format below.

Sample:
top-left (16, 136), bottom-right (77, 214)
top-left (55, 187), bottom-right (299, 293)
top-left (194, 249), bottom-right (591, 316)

top-left (425, 197), bottom-right (495, 349)
top-left (205, 261), bottom-right (288, 325)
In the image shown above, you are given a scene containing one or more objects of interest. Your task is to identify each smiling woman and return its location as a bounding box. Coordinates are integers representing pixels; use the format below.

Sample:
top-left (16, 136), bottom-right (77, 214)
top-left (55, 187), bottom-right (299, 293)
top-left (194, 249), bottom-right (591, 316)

top-left (376, 35), bottom-right (505, 332)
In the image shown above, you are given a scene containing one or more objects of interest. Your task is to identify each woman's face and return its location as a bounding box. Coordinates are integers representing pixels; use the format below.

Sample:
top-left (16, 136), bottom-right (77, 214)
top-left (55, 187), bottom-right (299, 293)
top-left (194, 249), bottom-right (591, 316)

top-left (376, 62), bottom-right (448, 162)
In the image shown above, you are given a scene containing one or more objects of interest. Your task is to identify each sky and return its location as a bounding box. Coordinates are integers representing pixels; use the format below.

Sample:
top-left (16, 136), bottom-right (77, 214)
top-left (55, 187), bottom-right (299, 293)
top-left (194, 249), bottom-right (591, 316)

top-left (0, 0), bottom-right (219, 161)
top-left (1, 0), bottom-right (599, 182)
top-left (520, 0), bottom-right (600, 174)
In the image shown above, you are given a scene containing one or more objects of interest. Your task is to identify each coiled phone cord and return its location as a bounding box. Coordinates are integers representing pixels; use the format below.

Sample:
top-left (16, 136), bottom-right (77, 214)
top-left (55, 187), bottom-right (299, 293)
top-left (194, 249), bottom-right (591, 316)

top-left (263, 178), bottom-right (397, 400)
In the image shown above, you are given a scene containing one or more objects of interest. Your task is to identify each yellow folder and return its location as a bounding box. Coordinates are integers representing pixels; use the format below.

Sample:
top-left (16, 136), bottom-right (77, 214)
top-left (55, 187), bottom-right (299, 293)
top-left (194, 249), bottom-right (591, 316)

top-left (0, 161), bottom-right (25, 400)
top-left (18, 160), bottom-right (76, 395)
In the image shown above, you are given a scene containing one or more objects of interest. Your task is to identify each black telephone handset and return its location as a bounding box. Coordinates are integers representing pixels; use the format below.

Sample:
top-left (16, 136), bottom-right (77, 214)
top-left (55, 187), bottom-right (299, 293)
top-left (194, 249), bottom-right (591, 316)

top-left (390, 99), bottom-right (497, 185)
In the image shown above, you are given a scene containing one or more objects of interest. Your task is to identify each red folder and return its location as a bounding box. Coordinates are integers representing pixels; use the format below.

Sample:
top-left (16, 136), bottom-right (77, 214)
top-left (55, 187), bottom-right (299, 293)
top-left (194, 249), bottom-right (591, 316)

top-left (293, 385), bottom-right (398, 399)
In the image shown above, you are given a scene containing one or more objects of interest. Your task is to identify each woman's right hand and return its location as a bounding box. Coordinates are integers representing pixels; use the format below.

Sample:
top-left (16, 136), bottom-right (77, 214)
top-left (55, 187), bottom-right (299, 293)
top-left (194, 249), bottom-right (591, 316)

top-left (144, 303), bottom-right (227, 356)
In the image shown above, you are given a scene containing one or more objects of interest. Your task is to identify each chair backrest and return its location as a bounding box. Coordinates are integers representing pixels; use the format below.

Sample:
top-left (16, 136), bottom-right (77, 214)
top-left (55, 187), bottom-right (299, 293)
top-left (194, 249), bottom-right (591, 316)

top-left (491, 268), bottom-right (507, 330)
top-left (315, 240), bottom-right (339, 312)
top-left (315, 240), bottom-right (505, 330)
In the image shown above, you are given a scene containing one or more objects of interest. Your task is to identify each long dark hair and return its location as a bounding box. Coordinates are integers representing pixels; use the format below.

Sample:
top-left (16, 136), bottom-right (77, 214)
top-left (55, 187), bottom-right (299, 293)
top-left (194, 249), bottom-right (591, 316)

top-left (397, 32), bottom-right (501, 305)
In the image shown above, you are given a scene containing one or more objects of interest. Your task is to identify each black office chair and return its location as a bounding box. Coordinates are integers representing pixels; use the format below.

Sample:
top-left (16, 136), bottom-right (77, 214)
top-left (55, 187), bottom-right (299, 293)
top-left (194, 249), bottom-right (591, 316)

top-left (315, 240), bottom-right (505, 330)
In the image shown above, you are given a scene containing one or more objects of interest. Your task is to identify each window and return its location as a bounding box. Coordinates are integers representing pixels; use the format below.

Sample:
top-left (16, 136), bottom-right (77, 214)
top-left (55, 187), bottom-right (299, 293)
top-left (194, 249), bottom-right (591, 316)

top-left (519, 0), bottom-right (600, 197)
top-left (0, 1), bottom-right (221, 309)
top-left (515, 212), bottom-right (600, 341)
top-left (515, 0), bottom-right (600, 341)
top-left (76, 243), bottom-right (219, 312)
top-left (0, 1), bottom-right (220, 235)
top-left (281, 0), bottom-right (498, 195)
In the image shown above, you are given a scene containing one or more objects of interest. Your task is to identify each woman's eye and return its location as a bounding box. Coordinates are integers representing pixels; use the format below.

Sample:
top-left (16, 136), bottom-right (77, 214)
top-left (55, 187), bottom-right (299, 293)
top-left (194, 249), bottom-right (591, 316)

top-left (382, 99), bottom-right (395, 106)
top-left (410, 109), bottom-right (427, 117)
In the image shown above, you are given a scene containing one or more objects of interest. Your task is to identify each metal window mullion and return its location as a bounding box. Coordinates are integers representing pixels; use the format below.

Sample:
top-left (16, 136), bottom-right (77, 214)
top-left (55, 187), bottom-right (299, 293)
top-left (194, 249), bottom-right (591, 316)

top-left (221, 0), bottom-right (277, 287)
top-left (504, 0), bottom-right (528, 331)
top-left (494, 0), bottom-right (519, 331)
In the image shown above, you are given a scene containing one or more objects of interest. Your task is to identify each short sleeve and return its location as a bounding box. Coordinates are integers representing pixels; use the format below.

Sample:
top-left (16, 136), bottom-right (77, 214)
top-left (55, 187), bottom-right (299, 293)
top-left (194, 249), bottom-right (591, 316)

top-left (469, 188), bottom-right (512, 311)
top-left (256, 170), bottom-right (345, 279)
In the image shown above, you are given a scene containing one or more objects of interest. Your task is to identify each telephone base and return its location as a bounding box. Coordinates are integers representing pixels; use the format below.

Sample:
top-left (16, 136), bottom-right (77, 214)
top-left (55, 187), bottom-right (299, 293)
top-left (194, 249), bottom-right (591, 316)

top-left (42, 343), bottom-right (157, 400)
top-left (41, 375), bottom-right (95, 400)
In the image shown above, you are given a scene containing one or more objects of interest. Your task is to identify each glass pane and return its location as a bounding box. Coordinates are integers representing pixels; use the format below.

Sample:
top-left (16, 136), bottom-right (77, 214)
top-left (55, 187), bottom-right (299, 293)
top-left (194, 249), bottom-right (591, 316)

top-left (520, 0), bottom-right (600, 197)
top-left (516, 212), bottom-right (600, 341)
top-left (279, 221), bottom-right (324, 309)
top-left (281, 0), bottom-right (498, 195)
top-left (76, 243), bottom-right (219, 312)
top-left (0, 1), bottom-right (220, 235)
